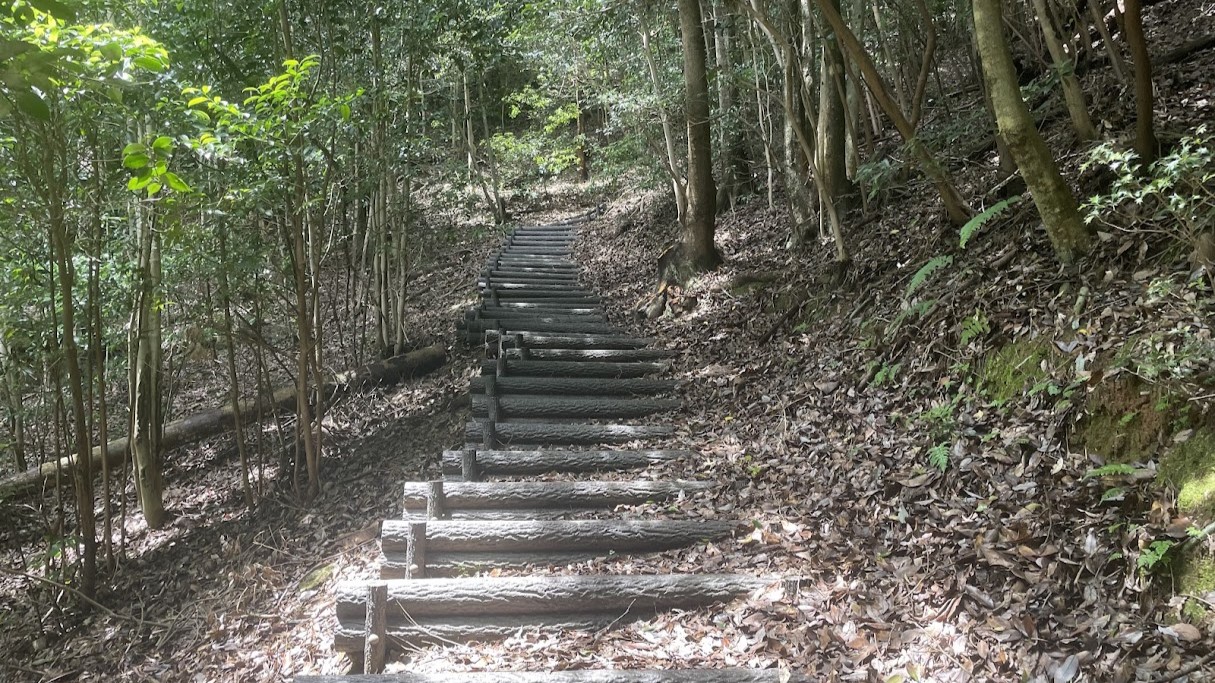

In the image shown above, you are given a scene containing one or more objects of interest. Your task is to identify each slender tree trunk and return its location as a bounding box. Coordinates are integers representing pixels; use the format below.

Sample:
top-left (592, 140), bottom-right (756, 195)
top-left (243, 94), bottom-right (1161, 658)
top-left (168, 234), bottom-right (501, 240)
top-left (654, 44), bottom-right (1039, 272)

top-left (814, 0), bottom-right (972, 225)
top-left (815, 0), bottom-right (854, 214)
top-left (1087, 0), bottom-right (1127, 83)
top-left (974, 0), bottom-right (1092, 263)
top-left (639, 7), bottom-right (688, 224)
top-left (217, 226), bottom-right (253, 508)
top-left (1030, 0), bottom-right (1098, 140)
top-left (129, 203), bottom-right (166, 529)
top-left (668, 0), bottom-right (722, 277)
top-left (1121, 0), bottom-right (1157, 164)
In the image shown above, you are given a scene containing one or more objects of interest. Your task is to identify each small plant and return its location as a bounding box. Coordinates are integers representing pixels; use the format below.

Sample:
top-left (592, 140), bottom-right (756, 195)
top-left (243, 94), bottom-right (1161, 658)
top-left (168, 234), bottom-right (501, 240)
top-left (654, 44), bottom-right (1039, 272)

top-left (1082, 125), bottom-right (1215, 248)
top-left (872, 362), bottom-right (901, 387)
top-left (905, 255), bottom-right (953, 298)
top-left (959, 309), bottom-right (990, 347)
top-left (928, 443), bottom-right (950, 472)
top-left (959, 196), bottom-right (1022, 249)
top-left (1137, 539), bottom-right (1177, 573)
top-left (1085, 463), bottom-right (1136, 478)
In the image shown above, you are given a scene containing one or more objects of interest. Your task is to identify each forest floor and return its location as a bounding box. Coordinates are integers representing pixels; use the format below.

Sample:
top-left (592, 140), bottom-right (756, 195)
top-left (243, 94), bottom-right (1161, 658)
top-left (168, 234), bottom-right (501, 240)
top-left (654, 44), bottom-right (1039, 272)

top-left (3, 1), bottom-right (1215, 681)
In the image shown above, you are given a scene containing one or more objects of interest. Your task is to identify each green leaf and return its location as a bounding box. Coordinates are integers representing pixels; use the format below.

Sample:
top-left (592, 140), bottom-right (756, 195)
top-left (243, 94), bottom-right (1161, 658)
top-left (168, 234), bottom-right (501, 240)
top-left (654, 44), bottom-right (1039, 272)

top-left (122, 142), bottom-right (147, 156)
top-left (960, 195), bottom-right (1022, 249)
top-left (152, 136), bottom-right (172, 151)
top-left (339, 103), bottom-right (351, 121)
top-left (123, 153), bottom-right (149, 170)
top-left (28, 0), bottom-right (76, 21)
top-left (905, 255), bottom-right (953, 299)
top-left (145, 181), bottom-right (162, 196)
top-left (187, 96), bottom-right (208, 107)
top-left (164, 172), bottom-right (191, 193)
top-left (15, 91), bottom-right (50, 121)
top-left (189, 109), bottom-right (210, 124)
top-left (133, 55), bottom-right (166, 73)
top-left (1084, 463), bottom-right (1135, 478)
top-left (128, 174), bottom-right (152, 191)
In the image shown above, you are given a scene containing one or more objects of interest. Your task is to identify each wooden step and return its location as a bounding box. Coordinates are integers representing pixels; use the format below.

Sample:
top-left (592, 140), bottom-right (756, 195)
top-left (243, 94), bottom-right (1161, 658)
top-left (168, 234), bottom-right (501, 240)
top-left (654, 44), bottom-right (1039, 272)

top-left (469, 376), bottom-right (678, 396)
top-left (471, 395), bottom-right (679, 419)
top-left (478, 359), bottom-right (667, 378)
top-left (464, 320), bottom-right (622, 336)
top-left (297, 670), bottom-right (800, 682)
top-left (380, 519), bottom-right (736, 577)
top-left (466, 420), bottom-right (675, 446)
top-left (402, 479), bottom-right (713, 518)
top-left (333, 574), bottom-right (770, 650)
top-left (502, 348), bottom-right (677, 361)
top-left (441, 448), bottom-right (691, 478)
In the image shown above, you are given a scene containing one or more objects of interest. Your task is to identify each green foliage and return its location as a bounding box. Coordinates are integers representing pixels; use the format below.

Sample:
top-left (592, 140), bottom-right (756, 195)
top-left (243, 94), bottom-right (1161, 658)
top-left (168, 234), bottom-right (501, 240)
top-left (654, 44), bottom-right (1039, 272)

top-left (959, 196), bottom-right (1022, 249)
top-left (927, 444), bottom-right (950, 472)
top-left (1085, 463), bottom-right (1137, 478)
top-left (870, 362), bottom-right (901, 387)
top-left (1082, 125), bottom-right (1215, 244)
top-left (959, 309), bottom-right (990, 347)
top-left (1160, 429), bottom-right (1215, 516)
top-left (905, 255), bottom-right (953, 299)
top-left (1138, 539), bottom-right (1177, 573)
top-left (855, 157), bottom-right (901, 204)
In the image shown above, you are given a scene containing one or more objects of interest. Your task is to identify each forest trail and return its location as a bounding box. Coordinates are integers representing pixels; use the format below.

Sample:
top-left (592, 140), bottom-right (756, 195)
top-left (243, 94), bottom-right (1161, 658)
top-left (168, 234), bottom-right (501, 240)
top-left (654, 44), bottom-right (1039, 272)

top-left (297, 218), bottom-right (796, 682)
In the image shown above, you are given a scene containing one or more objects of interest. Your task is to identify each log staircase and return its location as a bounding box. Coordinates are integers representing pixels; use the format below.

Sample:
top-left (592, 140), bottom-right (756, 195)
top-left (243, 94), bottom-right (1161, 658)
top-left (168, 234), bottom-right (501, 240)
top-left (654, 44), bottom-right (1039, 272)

top-left (298, 218), bottom-right (799, 682)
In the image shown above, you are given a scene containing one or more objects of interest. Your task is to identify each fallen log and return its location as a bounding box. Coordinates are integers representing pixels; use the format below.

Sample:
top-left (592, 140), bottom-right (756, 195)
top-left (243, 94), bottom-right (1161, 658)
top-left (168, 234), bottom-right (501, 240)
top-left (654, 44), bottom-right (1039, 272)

top-left (402, 479), bottom-right (713, 512)
top-left (480, 281), bottom-right (589, 292)
top-left (480, 306), bottom-right (603, 318)
top-left (0, 343), bottom-right (446, 500)
top-left (465, 420), bottom-right (674, 445)
top-left (441, 448), bottom-right (691, 476)
top-left (470, 395), bottom-right (679, 419)
top-left (471, 313), bottom-right (610, 326)
top-left (469, 376), bottom-right (678, 395)
top-left (297, 669), bottom-right (800, 683)
top-left (478, 359), bottom-right (668, 378)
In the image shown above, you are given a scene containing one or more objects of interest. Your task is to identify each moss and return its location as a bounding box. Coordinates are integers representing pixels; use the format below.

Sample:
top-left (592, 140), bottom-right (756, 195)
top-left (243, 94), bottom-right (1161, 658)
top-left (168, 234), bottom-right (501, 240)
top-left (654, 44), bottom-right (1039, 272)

top-left (1161, 428), bottom-right (1215, 517)
top-left (1176, 553), bottom-right (1215, 624)
top-left (1075, 377), bottom-right (1177, 463)
top-left (978, 339), bottom-right (1058, 404)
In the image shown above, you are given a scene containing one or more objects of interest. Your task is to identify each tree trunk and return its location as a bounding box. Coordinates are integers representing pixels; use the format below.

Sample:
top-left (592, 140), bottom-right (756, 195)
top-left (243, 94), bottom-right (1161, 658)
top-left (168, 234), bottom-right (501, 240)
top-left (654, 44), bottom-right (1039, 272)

top-left (1030, 0), bottom-right (1098, 140)
top-left (639, 7), bottom-right (688, 225)
top-left (814, 0), bottom-right (972, 226)
top-left (816, 0), bottom-right (855, 214)
top-left (974, 0), bottom-right (1092, 263)
top-left (672, 0), bottom-right (722, 277)
top-left (128, 204), bottom-right (166, 528)
top-left (1121, 0), bottom-right (1157, 164)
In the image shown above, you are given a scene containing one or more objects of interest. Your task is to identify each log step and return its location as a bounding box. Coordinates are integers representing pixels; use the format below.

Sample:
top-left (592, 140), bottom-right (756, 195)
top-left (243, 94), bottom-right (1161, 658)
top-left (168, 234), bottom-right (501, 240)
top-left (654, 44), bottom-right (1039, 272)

top-left (489, 332), bottom-right (657, 349)
top-left (403, 480), bottom-right (713, 515)
top-left (481, 281), bottom-right (588, 292)
top-left (480, 306), bottom-right (604, 317)
top-left (469, 376), bottom-right (678, 396)
top-left (297, 670), bottom-right (799, 682)
top-left (503, 348), bottom-right (677, 361)
top-left (441, 448), bottom-right (692, 477)
top-left (478, 360), bottom-right (667, 378)
top-left (380, 519), bottom-right (736, 577)
top-left (333, 574), bottom-right (770, 650)
top-left (464, 320), bottom-right (622, 335)
top-left (466, 420), bottom-right (675, 446)
top-left (471, 395), bottom-right (679, 419)
top-left (480, 290), bottom-right (598, 300)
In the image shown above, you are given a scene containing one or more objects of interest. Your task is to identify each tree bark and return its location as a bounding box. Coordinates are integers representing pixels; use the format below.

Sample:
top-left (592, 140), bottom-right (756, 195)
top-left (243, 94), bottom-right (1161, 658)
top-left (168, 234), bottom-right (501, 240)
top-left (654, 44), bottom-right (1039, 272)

top-left (1121, 0), bottom-right (1157, 164)
top-left (673, 0), bottom-right (722, 276)
top-left (974, 0), bottom-right (1092, 263)
top-left (1030, 0), bottom-right (1098, 140)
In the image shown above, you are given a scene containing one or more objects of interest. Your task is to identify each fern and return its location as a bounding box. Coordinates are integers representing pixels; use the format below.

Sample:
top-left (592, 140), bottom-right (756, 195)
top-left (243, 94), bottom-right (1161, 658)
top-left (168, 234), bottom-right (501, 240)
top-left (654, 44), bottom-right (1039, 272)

top-left (905, 255), bottom-right (953, 298)
top-left (1084, 463), bottom-right (1136, 478)
top-left (959, 195), bottom-right (1022, 249)
top-left (928, 444), bottom-right (950, 472)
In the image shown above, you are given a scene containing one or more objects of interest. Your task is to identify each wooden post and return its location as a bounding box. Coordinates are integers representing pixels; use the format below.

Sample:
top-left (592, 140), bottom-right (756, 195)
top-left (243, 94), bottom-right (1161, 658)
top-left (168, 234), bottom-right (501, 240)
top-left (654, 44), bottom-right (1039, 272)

top-left (482, 373), bottom-right (498, 449)
top-left (426, 480), bottom-right (447, 520)
top-left (461, 448), bottom-right (481, 482)
top-left (514, 332), bottom-right (529, 360)
top-left (404, 520), bottom-right (427, 579)
top-left (363, 582), bottom-right (387, 673)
